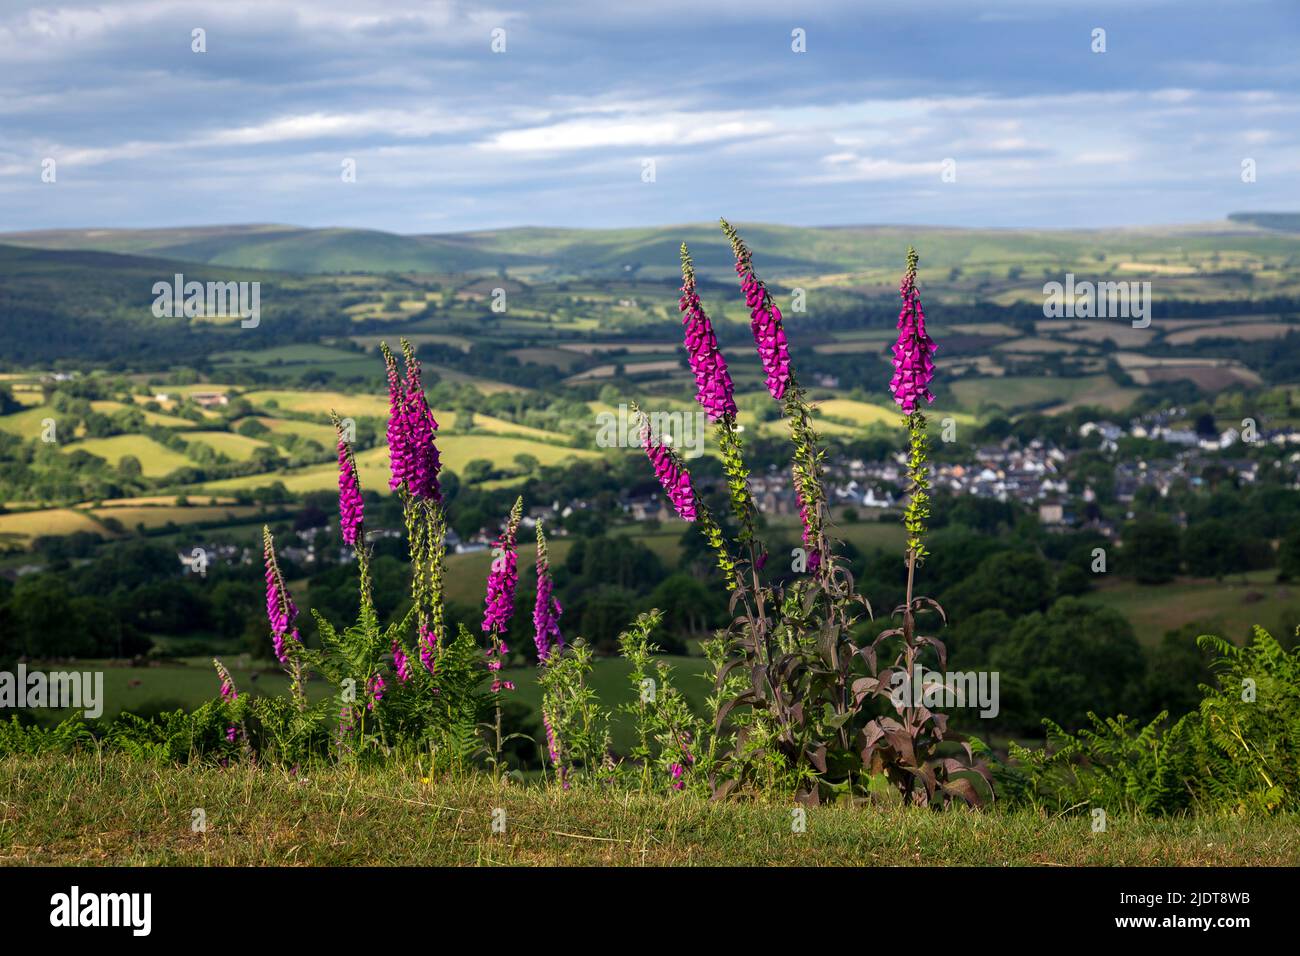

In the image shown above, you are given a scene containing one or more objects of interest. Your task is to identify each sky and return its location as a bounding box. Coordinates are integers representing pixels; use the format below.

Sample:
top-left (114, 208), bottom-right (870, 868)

top-left (0, 0), bottom-right (1298, 233)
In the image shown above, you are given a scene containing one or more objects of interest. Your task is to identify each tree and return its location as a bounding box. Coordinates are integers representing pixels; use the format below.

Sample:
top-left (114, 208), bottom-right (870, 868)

top-left (237, 417), bottom-right (270, 438)
top-left (1143, 624), bottom-right (1215, 719)
top-left (945, 608), bottom-right (1012, 667)
top-left (991, 597), bottom-right (1146, 732)
top-left (463, 459), bottom-right (494, 484)
top-left (1279, 528), bottom-right (1300, 581)
top-left (5, 576), bottom-right (98, 657)
top-left (1121, 516), bottom-right (1181, 584)
top-left (576, 585), bottom-right (640, 653)
top-left (647, 573), bottom-right (717, 651)
top-left (940, 550), bottom-right (1054, 622)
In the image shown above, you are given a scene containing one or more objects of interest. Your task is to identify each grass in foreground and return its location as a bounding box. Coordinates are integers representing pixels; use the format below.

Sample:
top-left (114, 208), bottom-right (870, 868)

top-left (2, 754), bottom-right (1296, 866)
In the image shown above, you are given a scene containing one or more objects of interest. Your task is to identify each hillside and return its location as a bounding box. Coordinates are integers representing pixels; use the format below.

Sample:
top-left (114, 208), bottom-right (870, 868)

top-left (1228, 212), bottom-right (1300, 233)
top-left (7, 219), bottom-right (1300, 280)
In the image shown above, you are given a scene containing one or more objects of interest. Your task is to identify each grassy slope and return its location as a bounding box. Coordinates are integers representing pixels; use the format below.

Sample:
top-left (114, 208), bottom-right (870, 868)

top-left (7, 221), bottom-right (1300, 280)
top-left (2, 753), bottom-right (1294, 865)
top-left (63, 435), bottom-right (193, 476)
top-left (1085, 571), bottom-right (1299, 645)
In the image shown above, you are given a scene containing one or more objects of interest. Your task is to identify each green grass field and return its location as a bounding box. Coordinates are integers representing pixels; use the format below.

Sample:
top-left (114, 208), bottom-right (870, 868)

top-left (250, 416), bottom-right (338, 446)
top-left (951, 375), bottom-right (1143, 414)
top-left (1085, 571), bottom-right (1299, 645)
top-left (63, 435), bottom-right (193, 477)
top-left (468, 414), bottom-right (569, 443)
top-left (242, 389), bottom-right (392, 420)
top-left (183, 431), bottom-right (273, 461)
top-left (87, 503), bottom-right (268, 531)
top-left (3, 753), bottom-right (1294, 865)
top-left (0, 507), bottom-right (107, 545)
top-left (0, 405), bottom-right (57, 439)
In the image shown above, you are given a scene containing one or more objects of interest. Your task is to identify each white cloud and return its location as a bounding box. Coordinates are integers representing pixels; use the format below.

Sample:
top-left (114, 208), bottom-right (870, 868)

top-left (478, 113), bottom-right (776, 153)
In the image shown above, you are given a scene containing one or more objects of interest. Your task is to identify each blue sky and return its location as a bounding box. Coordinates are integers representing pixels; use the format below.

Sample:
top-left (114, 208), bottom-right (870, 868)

top-left (1, 0), bottom-right (1297, 232)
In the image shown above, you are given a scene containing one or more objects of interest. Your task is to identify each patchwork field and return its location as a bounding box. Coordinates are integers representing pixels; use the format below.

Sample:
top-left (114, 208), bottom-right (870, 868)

top-left (0, 405), bottom-right (56, 439)
top-left (63, 435), bottom-right (193, 476)
top-left (183, 431), bottom-right (273, 460)
top-left (0, 507), bottom-right (107, 544)
top-left (88, 503), bottom-right (268, 531)
top-left (89, 401), bottom-right (195, 428)
top-left (952, 375), bottom-right (1142, 414)
top-left (249, 416), bottom-right (338, 446)
top-left (200, 436), bottom-right (601, 495)
top-left (241, 389), bottom-right (392, 420)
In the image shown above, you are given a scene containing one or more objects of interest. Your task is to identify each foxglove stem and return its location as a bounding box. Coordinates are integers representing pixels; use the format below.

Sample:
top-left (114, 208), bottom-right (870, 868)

top-left (694, 496), bottom-right (739, 593)
top-left (900, 409), bottom-right (932, 784)
top-left (543, 708), bottom-right (567, 790)
top-left (484, 496), bottom-right (524, 771)
top-left (720, 218), bottom-right (828, 572)
top-left (533, 520), bottom-right (563, 662)
top-left (212, 657), bottom-right (250, 757)
top-left (783, 386), bottom-right (829, 575)
top-left (212, 658), bottom-right (238, 702)
top-left (715, 416), bottom-right (758, 545)
top-left (403, 495), bottom-right (446, 676)
top-left (903, 411), bottom-right (932, 564)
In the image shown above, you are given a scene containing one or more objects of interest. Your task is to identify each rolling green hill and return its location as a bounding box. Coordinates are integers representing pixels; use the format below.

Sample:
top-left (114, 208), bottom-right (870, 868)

top-left (7, 219), bottom-right (1300, 280)
top-left (1227, 212), bottom-right (1300, 233)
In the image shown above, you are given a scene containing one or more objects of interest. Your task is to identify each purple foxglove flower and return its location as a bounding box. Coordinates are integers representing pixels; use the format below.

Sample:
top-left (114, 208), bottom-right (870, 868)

top-left (401, 343), bottom-right (443, 502)
top-left (336, 435), bottom-right (364, 547)
top-left (740, 269), bottom-right (792, 401)
top-left (392, 640), bottom-right (412, 683)
top-left (365, 673), bottom-right (385, 711)
top-left (381, 340), bottom-right (444, 502)
top-left (679, 245), bottom-right (738, 421)
top-left (382, 345), bottom-right (410, 492)
top-left (721, 221), bottom-right (792, 401)
top-left (483, 548), bottom-right (517, 632)
top-left (533, 524), bottom-right (563, 663)
top-left (417, 623), bottom-right (438, 675)
top-left (890, 249), bottom-right (937, 414)
top-left (262, 528), bottom-right (300, 665)
top-left (226, 726), bottom-right (237, 743)
top-left (213, 658), bottom-right (238, 702)
top-left (640, 420), bottom-right (697, 522)
top-left (483, 498), bottom-right (523, 636)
